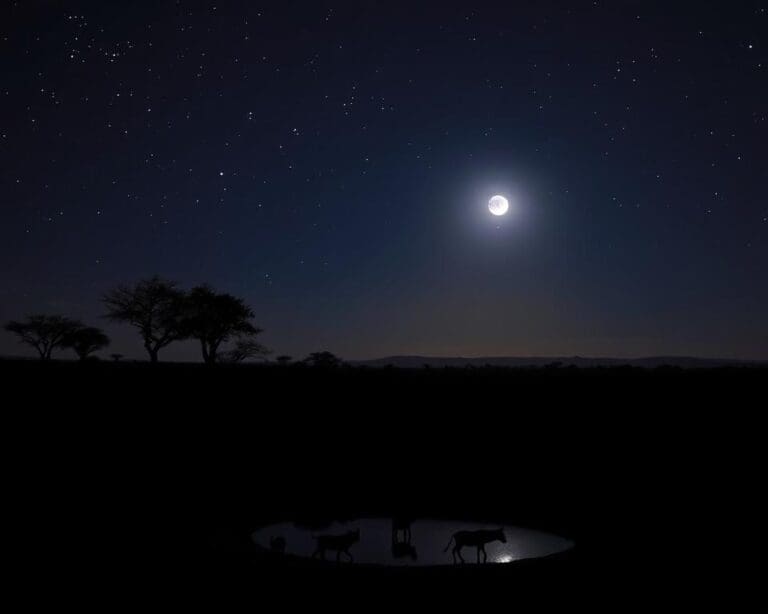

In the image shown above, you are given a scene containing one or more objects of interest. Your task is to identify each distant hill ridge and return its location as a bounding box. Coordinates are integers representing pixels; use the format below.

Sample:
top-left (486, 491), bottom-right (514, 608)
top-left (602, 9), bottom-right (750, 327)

top-left (353, 355), bottom-right (767, 368)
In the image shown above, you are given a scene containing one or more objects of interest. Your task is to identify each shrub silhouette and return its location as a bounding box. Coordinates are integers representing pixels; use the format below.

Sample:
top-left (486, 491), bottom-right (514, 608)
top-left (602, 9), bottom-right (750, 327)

top-left (304, 351), bottom-right (343, 368)
top-left (225, 338), bottom-right (270, 363)
top-left (103, 276), bottom-right (185, 363)
top-left (4, 315), bottom-right (83, 360)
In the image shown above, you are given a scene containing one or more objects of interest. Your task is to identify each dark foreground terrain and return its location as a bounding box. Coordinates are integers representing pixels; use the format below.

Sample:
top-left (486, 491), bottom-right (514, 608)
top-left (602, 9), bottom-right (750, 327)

top-left (4, 359), bottom-right (765, 609)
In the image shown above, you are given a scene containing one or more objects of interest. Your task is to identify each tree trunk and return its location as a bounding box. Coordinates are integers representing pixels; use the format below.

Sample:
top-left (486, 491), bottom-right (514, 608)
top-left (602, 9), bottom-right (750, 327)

top-left (201, 341), bottom-right (212, 364)
top-left (148, 347), bottom-right (159, 363)
top-left (208, 343), bottom-right (218, 365)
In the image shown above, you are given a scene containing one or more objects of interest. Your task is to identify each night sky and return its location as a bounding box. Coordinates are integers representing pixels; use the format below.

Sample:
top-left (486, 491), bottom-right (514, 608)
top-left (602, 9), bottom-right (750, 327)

top-left (1, 1), bottom-right (766, 361)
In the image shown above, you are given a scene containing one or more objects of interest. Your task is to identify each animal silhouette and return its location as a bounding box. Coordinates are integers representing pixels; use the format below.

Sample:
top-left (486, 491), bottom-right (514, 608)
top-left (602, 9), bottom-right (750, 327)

top-left (391, 517), bottom-right (413, 542)
top-left (444, 528), bottom-right (506, 564)
top-left (311, 529), bottom-right (360, 562)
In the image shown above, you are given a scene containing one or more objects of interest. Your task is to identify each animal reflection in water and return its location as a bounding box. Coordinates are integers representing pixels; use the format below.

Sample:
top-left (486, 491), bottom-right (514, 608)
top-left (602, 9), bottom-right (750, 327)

top-left (311, 529), bottom-right (360, 562)
top-left (444, 528), bottom-right (507, 564)
top-left (391, 518), bottom-right (417, 561)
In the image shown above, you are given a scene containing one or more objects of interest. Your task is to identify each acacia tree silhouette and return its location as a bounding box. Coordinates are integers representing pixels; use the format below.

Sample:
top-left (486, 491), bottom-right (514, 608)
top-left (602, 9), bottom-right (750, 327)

top-left (102, 276), bottom-right (185, 363)
top-left (182, 285), bottom-right (262, 365)
top-left (4, 315), bottom-right (83, 360)
top-left (62, 326), bottom-right (110, 361)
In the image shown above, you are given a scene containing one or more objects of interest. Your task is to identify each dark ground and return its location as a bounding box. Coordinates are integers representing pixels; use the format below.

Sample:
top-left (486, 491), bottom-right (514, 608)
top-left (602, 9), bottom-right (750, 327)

top-left (4, 359), bottom-right (765, 609)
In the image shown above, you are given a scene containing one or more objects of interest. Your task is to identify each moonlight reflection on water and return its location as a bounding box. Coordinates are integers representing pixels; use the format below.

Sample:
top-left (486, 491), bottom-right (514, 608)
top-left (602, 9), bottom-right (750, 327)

top-left (252, 518), bottom-right (573, 567)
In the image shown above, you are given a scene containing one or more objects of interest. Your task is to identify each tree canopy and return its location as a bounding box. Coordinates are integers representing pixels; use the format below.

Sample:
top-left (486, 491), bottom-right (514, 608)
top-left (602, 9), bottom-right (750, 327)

top-left (182, 285), bottom-right (262, 364)
top-left (4, 315), bottom-right (83, 360)
top-left (103, 276), bottom-right (185, 363)
top-left (63, 326), bottom-right (110, 360)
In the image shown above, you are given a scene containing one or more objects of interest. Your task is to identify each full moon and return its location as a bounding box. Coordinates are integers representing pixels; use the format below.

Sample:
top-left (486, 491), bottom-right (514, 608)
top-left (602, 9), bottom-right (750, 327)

top-left (488, 194), bottom-right (509, 216)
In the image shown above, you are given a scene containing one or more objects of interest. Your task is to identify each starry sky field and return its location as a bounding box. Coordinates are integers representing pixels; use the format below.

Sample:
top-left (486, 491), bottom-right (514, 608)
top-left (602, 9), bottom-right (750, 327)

top-left (1, 1), bottom-right (766, 361)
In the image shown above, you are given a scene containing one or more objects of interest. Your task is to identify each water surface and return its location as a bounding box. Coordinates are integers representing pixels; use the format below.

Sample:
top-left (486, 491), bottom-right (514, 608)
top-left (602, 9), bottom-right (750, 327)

top-left (252, 518), bottom-right (573, 566)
